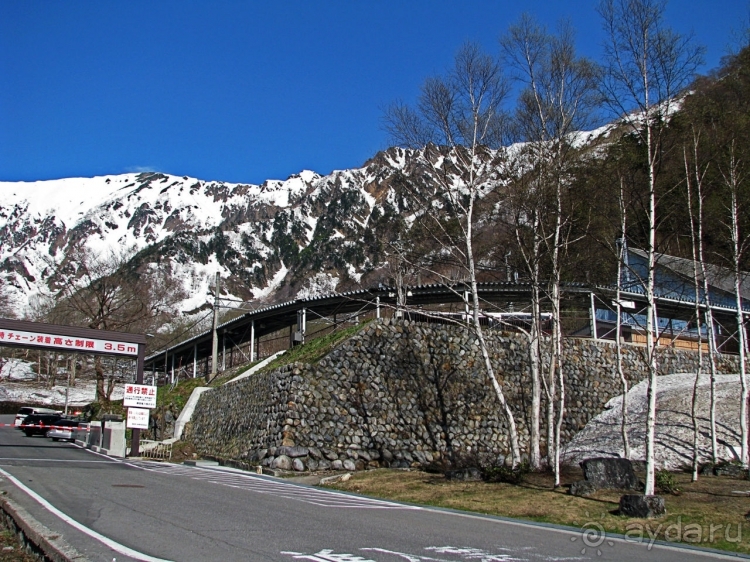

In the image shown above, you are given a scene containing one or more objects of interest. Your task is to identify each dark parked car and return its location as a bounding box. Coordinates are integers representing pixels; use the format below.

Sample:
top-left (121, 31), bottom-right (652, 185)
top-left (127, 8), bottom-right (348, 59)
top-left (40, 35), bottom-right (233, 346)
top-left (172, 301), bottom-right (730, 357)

top-left (14, 406), bottom-right (61, 428)
top-left (21, 414), bottom-right (63, 437)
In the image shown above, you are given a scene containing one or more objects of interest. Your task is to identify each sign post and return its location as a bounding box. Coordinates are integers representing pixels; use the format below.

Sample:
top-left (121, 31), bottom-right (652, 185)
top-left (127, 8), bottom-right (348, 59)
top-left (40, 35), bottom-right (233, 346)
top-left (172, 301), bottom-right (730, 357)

top-left (124, 381), bottom-right (156, 456)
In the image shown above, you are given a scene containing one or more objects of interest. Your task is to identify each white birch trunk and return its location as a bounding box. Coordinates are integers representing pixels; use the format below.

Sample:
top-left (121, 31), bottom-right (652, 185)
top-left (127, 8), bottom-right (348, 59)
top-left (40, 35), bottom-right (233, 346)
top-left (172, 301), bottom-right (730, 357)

top-left (616, 179), bottom-right (630, 461)
top-left (684, 142), bottom-right (704, 481)
top-left (725, 145), bottom-right (748, 467)
top-left (643, 91), bottom-right (659, 497)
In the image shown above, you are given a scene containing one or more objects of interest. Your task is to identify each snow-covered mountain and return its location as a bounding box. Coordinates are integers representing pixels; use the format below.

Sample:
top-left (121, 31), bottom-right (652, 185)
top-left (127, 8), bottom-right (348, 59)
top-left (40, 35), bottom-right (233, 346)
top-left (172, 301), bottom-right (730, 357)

top-left (0, 146), bottom-right (489, 318)
top-left (0, 125), bottom-right (616, 322)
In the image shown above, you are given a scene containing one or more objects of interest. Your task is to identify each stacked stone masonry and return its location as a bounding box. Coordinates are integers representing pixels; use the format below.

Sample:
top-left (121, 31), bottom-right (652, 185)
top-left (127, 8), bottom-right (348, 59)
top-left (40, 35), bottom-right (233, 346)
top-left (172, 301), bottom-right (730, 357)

top-left (186, 319), bottom-right (739, 471)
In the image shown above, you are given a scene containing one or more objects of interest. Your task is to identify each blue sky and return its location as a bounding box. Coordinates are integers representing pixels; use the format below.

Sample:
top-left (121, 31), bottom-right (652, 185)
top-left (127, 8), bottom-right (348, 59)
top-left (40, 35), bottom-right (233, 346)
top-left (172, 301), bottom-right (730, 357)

top-left (1, 1), bottom-right (747, 185)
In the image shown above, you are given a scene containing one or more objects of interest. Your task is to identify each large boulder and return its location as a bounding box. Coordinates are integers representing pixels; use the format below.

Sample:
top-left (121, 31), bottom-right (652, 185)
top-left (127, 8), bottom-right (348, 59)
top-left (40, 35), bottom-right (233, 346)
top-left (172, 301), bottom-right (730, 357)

top-left (582, 458), bottom-right (640, 490)
top-left (619, 494), bottom-right (666, 518)
top-left (569, 480), bottom-right (598, 497)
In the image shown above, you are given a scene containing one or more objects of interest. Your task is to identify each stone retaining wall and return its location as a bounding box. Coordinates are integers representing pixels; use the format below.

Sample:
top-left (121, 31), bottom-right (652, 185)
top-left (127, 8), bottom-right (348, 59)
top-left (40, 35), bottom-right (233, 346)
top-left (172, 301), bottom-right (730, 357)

top-left (186, 319), bottom-right (739, 471)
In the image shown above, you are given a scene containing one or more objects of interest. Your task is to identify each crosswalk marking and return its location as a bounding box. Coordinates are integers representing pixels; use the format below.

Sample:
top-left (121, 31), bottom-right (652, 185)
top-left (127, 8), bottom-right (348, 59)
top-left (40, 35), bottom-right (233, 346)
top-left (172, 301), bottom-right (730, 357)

top-left (125, 460), bottom-right (420, 510)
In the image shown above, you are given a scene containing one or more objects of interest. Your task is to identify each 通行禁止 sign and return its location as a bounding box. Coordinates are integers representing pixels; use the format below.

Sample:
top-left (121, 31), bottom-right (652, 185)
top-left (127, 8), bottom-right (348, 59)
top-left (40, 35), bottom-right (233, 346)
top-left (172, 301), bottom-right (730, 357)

top-left (123, 384), bottom-right (157, 409)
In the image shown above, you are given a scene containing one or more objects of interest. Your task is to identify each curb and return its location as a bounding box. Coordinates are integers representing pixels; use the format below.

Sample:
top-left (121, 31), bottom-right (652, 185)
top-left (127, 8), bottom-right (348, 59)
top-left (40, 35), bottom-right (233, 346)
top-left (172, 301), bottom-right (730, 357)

top-left (0, 492), bottom-right (88, 562)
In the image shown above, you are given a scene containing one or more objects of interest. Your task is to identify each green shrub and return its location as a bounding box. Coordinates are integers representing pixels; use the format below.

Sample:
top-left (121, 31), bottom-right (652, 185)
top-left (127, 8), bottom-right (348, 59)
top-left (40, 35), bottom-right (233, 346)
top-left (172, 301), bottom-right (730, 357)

top-left (482, 462), bottom-right (531, 484)
top-left (655, 469), bottom-right (680, 495)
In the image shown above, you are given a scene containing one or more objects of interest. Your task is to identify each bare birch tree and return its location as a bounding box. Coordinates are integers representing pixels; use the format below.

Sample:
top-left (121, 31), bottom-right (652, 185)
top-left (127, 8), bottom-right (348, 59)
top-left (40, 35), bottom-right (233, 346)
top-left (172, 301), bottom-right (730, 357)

top-left (501, 14), bottom-right (597, 479)
top-left (615, 179), bottom-right (631, 461)
top-left (383, 43), bottom-right (522, 466)
top-left (720, 141), bottom-right (749, 467)
top-left (599, 0), bottom-right (703, 495)
top-left (684, 138), bottom-right (708, 481)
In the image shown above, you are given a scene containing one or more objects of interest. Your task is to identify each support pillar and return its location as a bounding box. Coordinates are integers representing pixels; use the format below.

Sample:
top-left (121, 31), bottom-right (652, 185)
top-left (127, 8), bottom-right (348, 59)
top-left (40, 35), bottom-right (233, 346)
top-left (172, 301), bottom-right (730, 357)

top-left (590, 292), bottom-right (598, 341)
top-left (250, 320), bottom-right (255, 362)
top-left (210, 272), bottom-right (220, 381)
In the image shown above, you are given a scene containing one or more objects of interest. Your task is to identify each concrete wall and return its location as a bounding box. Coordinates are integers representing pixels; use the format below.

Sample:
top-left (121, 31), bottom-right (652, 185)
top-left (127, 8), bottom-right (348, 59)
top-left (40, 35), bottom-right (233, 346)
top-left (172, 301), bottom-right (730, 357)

top-left (186, 319), bottom-right (739, 471)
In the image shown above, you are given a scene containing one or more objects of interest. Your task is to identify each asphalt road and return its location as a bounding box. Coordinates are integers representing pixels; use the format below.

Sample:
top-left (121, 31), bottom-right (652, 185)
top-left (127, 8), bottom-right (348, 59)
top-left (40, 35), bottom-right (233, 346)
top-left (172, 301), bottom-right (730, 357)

top-left (0, 414), bottom-right (742, 562)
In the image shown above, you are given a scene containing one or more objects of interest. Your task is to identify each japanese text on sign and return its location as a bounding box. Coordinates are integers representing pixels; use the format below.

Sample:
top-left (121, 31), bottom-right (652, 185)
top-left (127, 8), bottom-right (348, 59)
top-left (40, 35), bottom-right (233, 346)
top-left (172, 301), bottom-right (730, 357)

top-left (0, 329), bottom-right (139, 356)
top-left (123, 384), bottom-right (157, 409)
top-left (127, 407), bottom-right (150, 429)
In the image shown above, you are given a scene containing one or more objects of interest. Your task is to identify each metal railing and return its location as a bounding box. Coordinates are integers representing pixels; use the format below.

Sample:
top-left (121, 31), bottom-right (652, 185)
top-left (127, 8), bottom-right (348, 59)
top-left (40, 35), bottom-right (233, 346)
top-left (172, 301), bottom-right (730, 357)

top-left (139, 439), bottom-right (173, 460)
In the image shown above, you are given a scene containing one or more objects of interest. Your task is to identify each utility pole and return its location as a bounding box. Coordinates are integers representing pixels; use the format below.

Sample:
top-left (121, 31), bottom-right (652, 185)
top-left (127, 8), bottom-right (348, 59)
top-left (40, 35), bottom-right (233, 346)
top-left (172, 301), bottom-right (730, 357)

top-left (209, 272), bottom-right (220, 381)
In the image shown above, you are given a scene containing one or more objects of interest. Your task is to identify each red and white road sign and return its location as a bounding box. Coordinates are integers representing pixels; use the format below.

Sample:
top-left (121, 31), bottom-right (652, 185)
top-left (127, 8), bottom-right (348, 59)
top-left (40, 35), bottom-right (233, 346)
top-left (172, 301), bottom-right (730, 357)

top-left (123, 384), bottom-right (157, 409)
top-left (0, 328), bottom-right (140, 356)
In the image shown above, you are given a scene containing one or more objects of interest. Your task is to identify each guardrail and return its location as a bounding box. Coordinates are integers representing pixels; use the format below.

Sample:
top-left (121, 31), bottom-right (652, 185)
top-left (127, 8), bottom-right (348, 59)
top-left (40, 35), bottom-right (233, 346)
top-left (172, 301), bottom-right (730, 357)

top-left (139, 439), bottom-right (173, 460)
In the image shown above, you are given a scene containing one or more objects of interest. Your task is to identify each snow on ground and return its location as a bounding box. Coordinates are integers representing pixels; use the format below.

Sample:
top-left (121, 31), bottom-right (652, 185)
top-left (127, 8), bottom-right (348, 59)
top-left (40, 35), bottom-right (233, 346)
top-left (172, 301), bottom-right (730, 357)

top-left (562, 373), bottom-right (744, 470)
top-left (0, 358), bottom-right (123, 407)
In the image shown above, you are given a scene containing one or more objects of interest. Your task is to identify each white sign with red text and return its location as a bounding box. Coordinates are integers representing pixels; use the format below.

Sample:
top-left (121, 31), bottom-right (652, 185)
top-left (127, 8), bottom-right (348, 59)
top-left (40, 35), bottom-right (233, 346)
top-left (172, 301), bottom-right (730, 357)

top-left (127, 407), bottom-right (150, 429)
top-left (0, 328), bottom-right (140, 356)
top-left (123, 384), bottom-right (157, 409)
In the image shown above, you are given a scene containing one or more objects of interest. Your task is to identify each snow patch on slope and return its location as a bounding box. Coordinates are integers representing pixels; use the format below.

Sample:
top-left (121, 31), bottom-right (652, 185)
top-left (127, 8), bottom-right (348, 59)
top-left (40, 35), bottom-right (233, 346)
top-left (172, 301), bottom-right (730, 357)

top-left (562, 373), bottom-right (744, 470)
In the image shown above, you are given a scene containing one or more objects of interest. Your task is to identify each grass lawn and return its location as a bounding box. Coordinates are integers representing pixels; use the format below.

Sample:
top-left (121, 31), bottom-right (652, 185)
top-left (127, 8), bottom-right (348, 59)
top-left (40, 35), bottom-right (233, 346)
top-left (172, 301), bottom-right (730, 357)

top-left (330, 467), bottom-right (750, 555)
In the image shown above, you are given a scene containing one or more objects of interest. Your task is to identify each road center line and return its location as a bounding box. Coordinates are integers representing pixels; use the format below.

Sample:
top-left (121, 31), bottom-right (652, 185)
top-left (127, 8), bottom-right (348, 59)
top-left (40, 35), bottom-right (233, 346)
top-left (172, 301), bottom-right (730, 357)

top-left (0, 467), bottom-right (173, 562)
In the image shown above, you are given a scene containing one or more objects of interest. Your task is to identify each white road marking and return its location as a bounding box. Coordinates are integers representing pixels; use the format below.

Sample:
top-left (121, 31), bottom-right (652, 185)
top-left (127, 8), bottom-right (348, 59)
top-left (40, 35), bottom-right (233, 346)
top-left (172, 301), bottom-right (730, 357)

top-left (282, 547), bottom-right (555, 562)
top-left (0, 467), bottom-right (173, 562)
top-left (126, 460), bottom-right (421, 509)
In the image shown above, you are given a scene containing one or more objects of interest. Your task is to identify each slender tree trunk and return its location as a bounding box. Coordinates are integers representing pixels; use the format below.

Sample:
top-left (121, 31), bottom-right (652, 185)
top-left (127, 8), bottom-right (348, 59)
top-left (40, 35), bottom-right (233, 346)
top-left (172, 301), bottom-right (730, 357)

top-left (45, 352), bottom-right (52, 389)
top-left (530, 279), bottom-right (542, 469)
top-left (598, 0), bottom-right (703, 496)
top-left (549, 163), bottom-right (565, 485)
top-left (616, 178), bottom-right (631, 461)
top-left (95, 355), bottom-right (106, 406)
top-left (685, 143), bottom-right (705, 481)
top-left (644, 99), bottom-right (660, 496)
top-left (725, 144), bottom-right (748, 467)
top-left (466, 174), bottom-right (521, 468)
top-left (704, 301), bottom-right (719, 463)
top-left (697, 199), bottom-right (719, 463)
top-left (516, 211), bottom-right (543, 470)
top-left (551, 282), bottom-right (564, 486)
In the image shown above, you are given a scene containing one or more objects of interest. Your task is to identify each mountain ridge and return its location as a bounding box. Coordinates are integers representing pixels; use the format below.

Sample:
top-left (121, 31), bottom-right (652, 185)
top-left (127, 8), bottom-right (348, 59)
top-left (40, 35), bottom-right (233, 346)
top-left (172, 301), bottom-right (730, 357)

top-left (0, 120), bottom-right (621, 329)
top-left (0, 148), bottom-right (454, 318)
